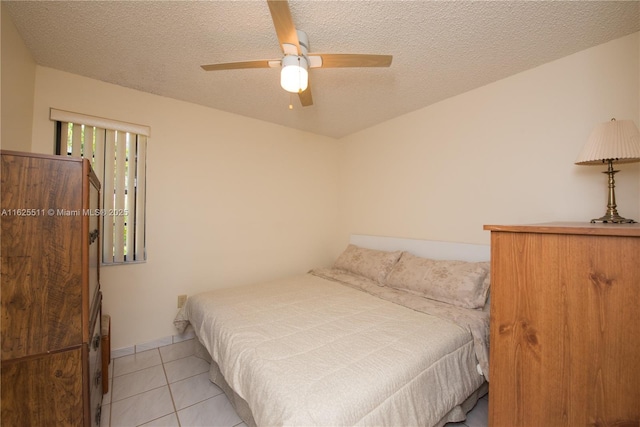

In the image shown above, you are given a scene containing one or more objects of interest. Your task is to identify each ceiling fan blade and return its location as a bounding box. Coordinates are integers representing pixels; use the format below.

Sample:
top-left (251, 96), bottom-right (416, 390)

top-left (201, 60), bottom-right (276, 71)
top-left (267, 0), bottom-right (301, 54)
top-left (298, 81), bottom-right (313, 106)
top-left (314, 54), bottom-right (393, 68)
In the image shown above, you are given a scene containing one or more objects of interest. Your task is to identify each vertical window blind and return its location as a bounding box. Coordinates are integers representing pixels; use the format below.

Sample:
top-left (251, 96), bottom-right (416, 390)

top-left (51, 108), bottom-right (149, 264)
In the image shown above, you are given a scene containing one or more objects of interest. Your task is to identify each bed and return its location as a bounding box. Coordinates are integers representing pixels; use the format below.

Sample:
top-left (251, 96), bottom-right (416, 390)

top-left (174, 235), bottom-right (491, 427)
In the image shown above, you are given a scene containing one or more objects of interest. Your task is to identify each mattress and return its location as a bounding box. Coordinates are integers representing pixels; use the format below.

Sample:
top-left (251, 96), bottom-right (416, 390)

top-left (178, 270), bottom-right (487, 426)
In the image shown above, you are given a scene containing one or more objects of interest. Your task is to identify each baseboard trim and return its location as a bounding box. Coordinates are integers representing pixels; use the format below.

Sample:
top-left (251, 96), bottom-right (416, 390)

top-left (111, 325), bottom-right (195, 359)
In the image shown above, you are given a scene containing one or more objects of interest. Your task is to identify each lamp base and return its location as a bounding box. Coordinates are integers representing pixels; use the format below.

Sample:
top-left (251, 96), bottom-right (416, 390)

top-left (588, 159), bottom-right (638, 224)
top-left (590, 214), bottom-right (637, 224)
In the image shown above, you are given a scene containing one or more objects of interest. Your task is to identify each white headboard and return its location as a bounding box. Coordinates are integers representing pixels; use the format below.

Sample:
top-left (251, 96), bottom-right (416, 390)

top-left (349, 234), bottom-right (490, 262)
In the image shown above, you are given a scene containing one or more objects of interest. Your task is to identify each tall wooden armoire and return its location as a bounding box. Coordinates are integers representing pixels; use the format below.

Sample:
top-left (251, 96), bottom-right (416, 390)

top-left (1, 150), bottom-right (104, 426)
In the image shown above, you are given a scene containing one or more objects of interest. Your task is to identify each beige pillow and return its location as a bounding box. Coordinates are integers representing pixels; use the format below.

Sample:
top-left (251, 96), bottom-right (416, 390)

top-left (333, 244), bottom-right (402, 284)
top-left (386, 252), bottom-right (490, 309)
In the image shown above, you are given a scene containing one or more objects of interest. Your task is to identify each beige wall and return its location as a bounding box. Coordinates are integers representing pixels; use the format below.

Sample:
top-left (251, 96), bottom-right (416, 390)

top-left (30, 67), bottom-right (340, 349)
top-left (1, 3), bottom-right (36, 152)
top-left (337, 33), bottom-right (640, 247)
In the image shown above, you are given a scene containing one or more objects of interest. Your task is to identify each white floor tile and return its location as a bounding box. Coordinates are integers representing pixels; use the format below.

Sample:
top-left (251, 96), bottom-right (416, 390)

top-left (113, 349), bottom-right (162, 377)
top-left (177, 394), bottom-right (242, 427)
top-left (139, 413), bottom-right (180, 427)
top-left (159, 339), bottom-right (195, 363)
top-left (110, 386), bottom-right (174, 427)
top-left (163, 355), bottom-right (210, 383)
top-left (111, 364), bottom-right (168, 402)
top-left (170, 372), bottom-right (224, 410)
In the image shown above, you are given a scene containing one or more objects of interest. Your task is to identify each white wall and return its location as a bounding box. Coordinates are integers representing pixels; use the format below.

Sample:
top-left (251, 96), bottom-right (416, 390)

top-left (337, 33), bottom-right (640, 247)
top-left (1, 2), bottom-right (36, 152)
top-left (30, 67), bottom-right (340, 349)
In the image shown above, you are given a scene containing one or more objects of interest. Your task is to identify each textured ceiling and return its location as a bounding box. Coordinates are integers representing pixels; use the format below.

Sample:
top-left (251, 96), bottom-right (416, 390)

top-left (5, 1), bottom-right (640, 139)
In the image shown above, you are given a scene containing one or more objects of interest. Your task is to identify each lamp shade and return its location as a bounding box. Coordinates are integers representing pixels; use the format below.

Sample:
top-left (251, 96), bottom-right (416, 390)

top-left (575, 118), bottom-right (640, 165)
top-left (280, 55), bottom-right (308, 93)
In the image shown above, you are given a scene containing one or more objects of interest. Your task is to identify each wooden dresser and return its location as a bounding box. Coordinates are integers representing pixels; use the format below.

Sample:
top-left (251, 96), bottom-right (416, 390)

top-left (1, 151), bottom-right (104, 426)
top-left (484, 222), bottom-right (640, 427)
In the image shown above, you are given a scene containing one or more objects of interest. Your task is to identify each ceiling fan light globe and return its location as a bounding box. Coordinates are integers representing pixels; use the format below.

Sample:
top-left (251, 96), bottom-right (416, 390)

top-left (281, 56), bottom-right (308, 93)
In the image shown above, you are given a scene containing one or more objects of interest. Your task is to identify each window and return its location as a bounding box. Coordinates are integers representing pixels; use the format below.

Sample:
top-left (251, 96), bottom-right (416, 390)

top-left (51, 108), bottom-right (148, 264)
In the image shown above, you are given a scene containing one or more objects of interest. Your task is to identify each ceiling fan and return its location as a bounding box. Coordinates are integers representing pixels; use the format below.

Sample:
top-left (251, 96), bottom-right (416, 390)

top-left (200, 0), bottom-right (393, 107)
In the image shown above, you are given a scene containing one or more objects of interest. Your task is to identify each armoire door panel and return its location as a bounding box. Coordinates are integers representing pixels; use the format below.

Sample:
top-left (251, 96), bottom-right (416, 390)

top-left (0, 348), bottom-right (84, 426)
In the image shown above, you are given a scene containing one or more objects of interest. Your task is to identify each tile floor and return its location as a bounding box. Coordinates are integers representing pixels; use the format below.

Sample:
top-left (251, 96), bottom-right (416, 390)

top-left (101, 339), bottom-right (488, 427)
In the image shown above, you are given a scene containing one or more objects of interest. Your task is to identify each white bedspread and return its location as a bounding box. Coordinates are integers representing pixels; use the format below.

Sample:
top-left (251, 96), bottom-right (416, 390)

top-left (181, 273), bottom-right (485, 427)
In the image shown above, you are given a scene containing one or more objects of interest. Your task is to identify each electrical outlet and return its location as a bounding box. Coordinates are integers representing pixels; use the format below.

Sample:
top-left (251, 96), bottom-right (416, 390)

top-left (177, 294), bottom-right (187, 309)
